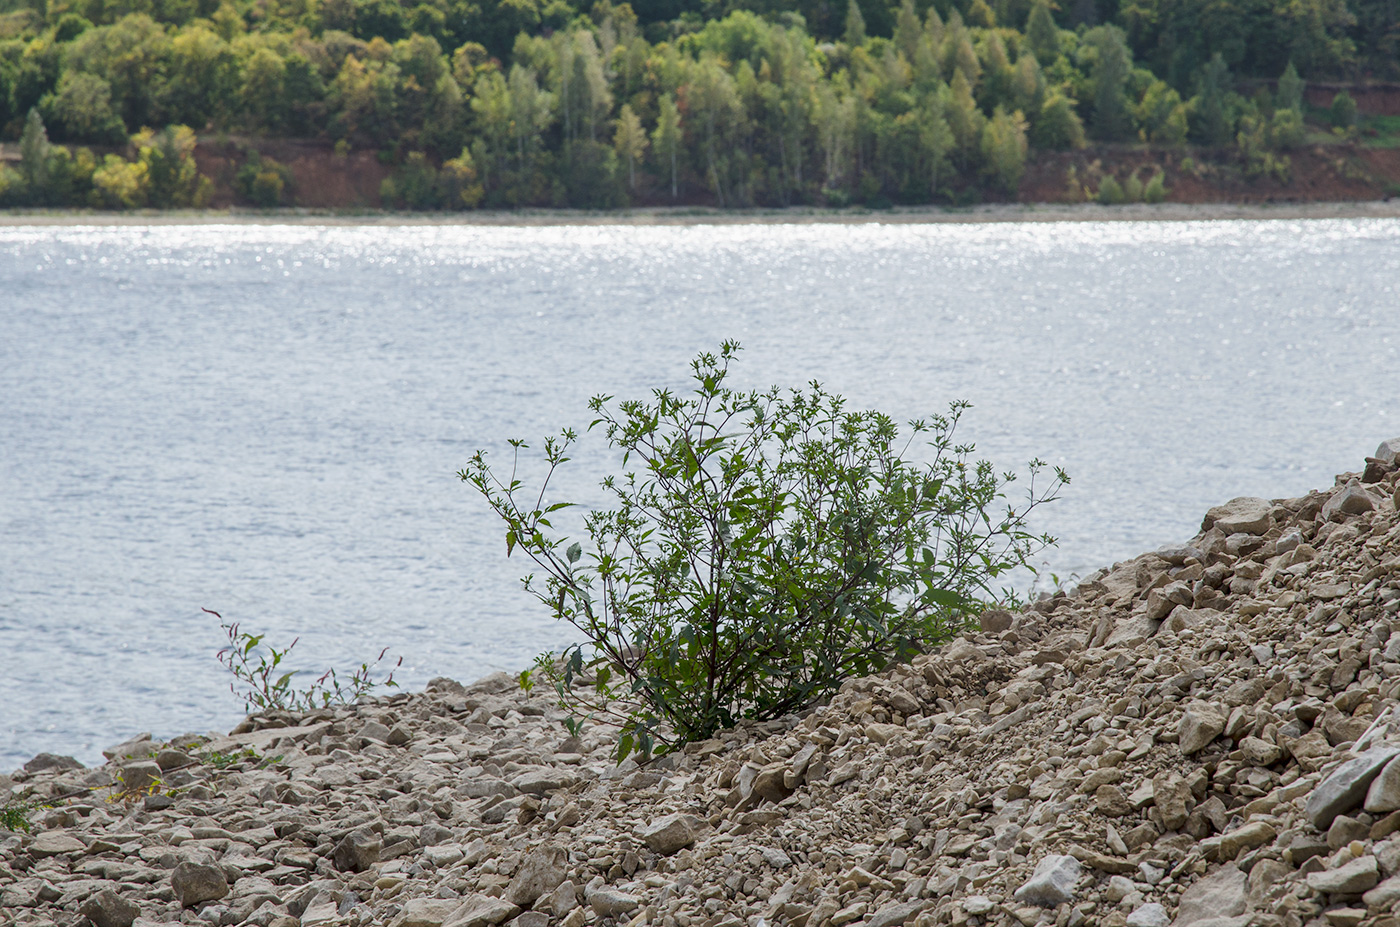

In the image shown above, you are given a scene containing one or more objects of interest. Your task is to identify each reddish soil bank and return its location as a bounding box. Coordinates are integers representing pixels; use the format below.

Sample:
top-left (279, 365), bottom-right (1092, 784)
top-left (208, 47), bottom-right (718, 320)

top-left (192, 137), bottom-right (1400, 212)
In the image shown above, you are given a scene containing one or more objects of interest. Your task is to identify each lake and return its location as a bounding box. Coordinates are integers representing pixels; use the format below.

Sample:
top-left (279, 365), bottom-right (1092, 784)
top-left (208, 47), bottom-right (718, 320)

top-left (2, 217), bottom-right (1397, 771)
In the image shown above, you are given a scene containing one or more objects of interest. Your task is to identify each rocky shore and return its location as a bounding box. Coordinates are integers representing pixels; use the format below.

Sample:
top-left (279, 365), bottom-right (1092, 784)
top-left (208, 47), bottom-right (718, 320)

top-left (6, 441), bottom-right (1400, 927)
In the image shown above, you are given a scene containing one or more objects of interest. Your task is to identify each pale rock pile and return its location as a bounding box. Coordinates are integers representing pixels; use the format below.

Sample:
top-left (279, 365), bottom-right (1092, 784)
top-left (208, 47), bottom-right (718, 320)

top-left (6, 440), bottom-right (1400, 927)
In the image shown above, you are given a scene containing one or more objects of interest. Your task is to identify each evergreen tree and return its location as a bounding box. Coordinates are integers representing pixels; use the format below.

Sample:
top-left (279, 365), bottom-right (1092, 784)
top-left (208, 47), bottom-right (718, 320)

top-left (1276, 61), bottom-right (1305, 115)
top-left (1189, 53), bottom-right (1235, 147)
top-left (19, 108), bottom-right (51, 193)
top-left (1085, 25), bottom-right (1133, 141)
top-left (894, 0), bottom-right (921, 61)
top-left (1025, 0), bottom-right (1059, 65)
top-left (844, 0), bottom-right (867, 47)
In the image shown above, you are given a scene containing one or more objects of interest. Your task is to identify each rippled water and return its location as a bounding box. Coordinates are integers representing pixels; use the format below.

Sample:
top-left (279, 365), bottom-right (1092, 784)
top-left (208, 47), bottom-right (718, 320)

top-left (2, 218), bottom-right (1397, 771)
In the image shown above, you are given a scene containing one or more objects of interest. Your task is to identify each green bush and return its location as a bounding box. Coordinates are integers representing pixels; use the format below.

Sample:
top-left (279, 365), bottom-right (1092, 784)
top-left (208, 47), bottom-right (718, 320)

top-left (1143, 170), bottom-right (1168, 202)
top-left (1097, 174), bottom-right (1125, 204)
top-left (236, 150), bottom-right (294, 207)
top-left (1123, 171), bottom-right (1144, 202)
top-left (1330, 91), bottom-right (1358, 129)
top-left (463, 343), bottom-right (1066, 760)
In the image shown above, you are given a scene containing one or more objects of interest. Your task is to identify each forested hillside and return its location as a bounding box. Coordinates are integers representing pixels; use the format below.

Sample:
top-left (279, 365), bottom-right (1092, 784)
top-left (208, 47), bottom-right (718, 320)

top-left (0, 0), bottom-right (1395, 208)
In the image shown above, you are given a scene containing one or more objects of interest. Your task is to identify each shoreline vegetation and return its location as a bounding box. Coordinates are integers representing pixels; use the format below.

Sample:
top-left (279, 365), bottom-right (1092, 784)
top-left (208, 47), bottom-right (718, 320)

top-left (2, 0), bottom-right (1400, 213)
top-left (2, 199), bottom-right (1400, 224)
top-left (4, 441), bottom-right (1400, 927)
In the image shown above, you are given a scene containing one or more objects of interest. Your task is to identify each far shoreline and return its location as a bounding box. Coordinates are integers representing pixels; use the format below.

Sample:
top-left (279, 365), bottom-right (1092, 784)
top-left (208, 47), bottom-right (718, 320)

top-left (1, 199), bottom-right (1399, 227)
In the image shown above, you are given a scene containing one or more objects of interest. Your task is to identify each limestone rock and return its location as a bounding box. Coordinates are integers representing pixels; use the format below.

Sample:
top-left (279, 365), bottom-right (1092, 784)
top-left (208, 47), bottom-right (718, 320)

top-left (1306, 855), bottom-right (1379, 894)
top-left (117, 759), bottom-right (162, 794)
top-left (1175, 865), bottom-right (1247, 927)
top-left (1362, 874), bottom-right (1400, 910)
top-left (1178, 704), bottom-right (1227, 755)
top-left (1127, 904), bottom-right (1170, 927)
top-left (443, 895), bottom-right (522, 927)
top-left (1217, 821), bottom-right (1276, 861)
top-left (29, 832), bottom-right (87, 857)
top-left (332, 828), bottom-right (381, 872)
top-left (1306, 748), bottom-right (1400, 830)
top-left (866, 900), bottom-right (925, 927)
top-left (395, 898), bottom-right (465, 927)
top-left (1322, 483), bottom-right (1376, 521)
top-left (1013, 854), bottom-right (1081, 907)
top-left (1366, 757), bottom-right (1400, 813)
top-left (511, 769), bottom-right (578, 794)
top-left (641, 813), bottom-right (698, 855)
top-left (78, 888), bottom-right (140, 927)
top-left (172, 860), bottom-right (230, 907)
top-left (505, 844), bottom-right (567, 907)
top-left (979, 609), bottom-right (1014, 633)
top-left (22, 753), bottom-right (84, 774)
top-left (1152, 772), bottom-right (1192, 831)
top-left (589, 890), bottom-right (641, 917)
top-left (1204, 497), bottom-right (1272, 535)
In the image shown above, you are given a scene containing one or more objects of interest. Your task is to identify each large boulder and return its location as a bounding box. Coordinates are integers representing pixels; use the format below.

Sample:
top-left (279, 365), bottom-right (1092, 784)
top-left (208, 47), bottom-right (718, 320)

top-left (1013, 855), bottom-right (1081, 907)
top-left (1202, 497), bottom-right (1272, 535)
top-left (171, 861), bottom-right (229, 907)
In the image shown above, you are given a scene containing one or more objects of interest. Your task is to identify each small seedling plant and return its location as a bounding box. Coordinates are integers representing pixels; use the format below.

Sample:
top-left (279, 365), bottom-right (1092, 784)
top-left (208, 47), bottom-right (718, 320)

top-left (206, 608), bottom-right (401, 713)
top-left (463, 342), bottom-right (1067, 760)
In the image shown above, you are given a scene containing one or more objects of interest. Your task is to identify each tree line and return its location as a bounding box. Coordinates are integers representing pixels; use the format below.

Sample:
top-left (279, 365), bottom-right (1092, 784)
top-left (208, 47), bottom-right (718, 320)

top-left (0, 0), bottom-right (1385, 208)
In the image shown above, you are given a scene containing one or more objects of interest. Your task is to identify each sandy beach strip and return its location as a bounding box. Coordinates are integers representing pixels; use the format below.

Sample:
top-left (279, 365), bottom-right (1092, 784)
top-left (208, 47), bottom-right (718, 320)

top-left (1, 199), bottom-right (1398, 227)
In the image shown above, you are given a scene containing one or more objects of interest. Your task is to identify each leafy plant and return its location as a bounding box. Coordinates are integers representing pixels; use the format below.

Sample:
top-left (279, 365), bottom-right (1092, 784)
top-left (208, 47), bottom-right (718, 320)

top-left (205, 608), bottom-right (402, 713)
top-left (1096, 174), bottom-right (1125, 204)
top-left (1, 790), bottom-right (47, 833)
top-left (1143, 170), bottom-right (1168, 203)
top-left (197, 745), bottom-right (282, 770)
top-left (463, 343), bottom-right (1066, 760)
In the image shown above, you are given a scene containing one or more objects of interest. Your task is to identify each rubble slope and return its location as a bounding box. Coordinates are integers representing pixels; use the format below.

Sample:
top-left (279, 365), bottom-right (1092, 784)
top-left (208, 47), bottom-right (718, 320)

top-left (5, 441), bottom-right (1400, 927)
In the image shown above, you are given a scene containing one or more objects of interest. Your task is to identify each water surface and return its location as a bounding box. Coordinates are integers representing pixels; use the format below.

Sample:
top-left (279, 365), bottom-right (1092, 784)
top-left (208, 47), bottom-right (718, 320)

top-left (1, 219), bottom-right (1396, 770)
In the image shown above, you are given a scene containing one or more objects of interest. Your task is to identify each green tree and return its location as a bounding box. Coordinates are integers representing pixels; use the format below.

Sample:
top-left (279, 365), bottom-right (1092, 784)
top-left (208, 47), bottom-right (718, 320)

top-left (1189, 53), bottom-right (1235, 146)
top-left (1329, 89), bottom-right (1356, 128)
top-left (134, 124), bottom-right (209, 207)
top-left (64, 14), bottom-right (167, 129)
top-left (505, 63), bottom-right (554, 202)
top-left (441, 147), bottom-right (484, 207)
top-left (1031, 91), bottom-right (1085, 148)
top-left (1025, 0), bottom-right (1060, 65)
top-left (1136, 79), bottom-right (1187, 145)
top-left (893, 0), bottom-right (920, 60)
top-left (1275, 60), bottom-right (1304, 114)
top-left (155, 25), bottom-right (237, 127)
top-left (239, 46), bottom-right (289, 132)
top-left (980, 105), bottom-right (1027, 193)
top-left (945, 67), bottom-right (985, 165)
top-left (91, 152), bottom-right (148, 208)
top-left (613, 102), bottom-right (647, 193)
top-left (652, 92), bottom-right (683, 199)
top-left (844, 0), bottom-right (866, 46)
top-left (1084, 25), bottom-right (1133, 141)
top-left (40, 71), bottom-right (127, 143)
top-left (19, 107), bottom-right (50, 194)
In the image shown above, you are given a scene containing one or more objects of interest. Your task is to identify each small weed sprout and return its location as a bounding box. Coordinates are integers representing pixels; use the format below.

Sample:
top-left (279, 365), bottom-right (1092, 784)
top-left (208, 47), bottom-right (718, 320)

top-left (206, 608), bottom-right (402, 713)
